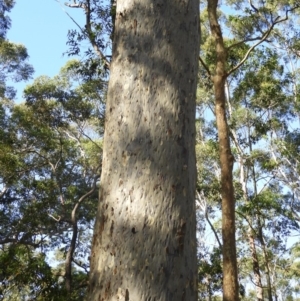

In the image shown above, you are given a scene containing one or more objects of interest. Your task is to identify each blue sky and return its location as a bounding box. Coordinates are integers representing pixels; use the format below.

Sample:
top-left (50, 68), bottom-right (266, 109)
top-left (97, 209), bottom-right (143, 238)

top-left (7, 0), bottom-right (84, 100)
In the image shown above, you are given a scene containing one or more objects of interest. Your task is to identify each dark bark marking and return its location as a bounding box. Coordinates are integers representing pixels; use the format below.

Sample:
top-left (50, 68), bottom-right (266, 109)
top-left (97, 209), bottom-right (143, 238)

top-left (125, 289), bottom-right (130, 301)
top-left (133, 19), bottom-right (137, 35)
top-left (110, 220), bottom-right (114, 237)
top-left (88, 0), bottom-right (199, 298)
top-left (99, 218), bottom-right (105, 235)
top-left (104, 281), bottom-right (111, 299)
top-left (129, 186), bottom-right (134, 195)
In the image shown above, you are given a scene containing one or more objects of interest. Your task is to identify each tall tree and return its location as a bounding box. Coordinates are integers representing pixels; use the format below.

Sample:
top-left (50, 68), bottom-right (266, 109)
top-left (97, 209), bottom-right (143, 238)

top-left (0, 61), bottom-right (105, 300)
top-left (199, 1), bottom-right (300, 300)
top-left (87, 0), bottom-right (200, 300)
top-left (197, 9), bottom-right (300, 294)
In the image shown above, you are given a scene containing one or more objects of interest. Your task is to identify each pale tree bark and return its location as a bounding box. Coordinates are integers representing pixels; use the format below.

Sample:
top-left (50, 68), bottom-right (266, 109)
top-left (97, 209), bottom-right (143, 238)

top-left (248, 127), bottom-right (266, 301)
top-left (230, 129), bottom-right (264, 301)
top-left (247, 127), bottom-right (273, 301)
top-left (88, 0), bottom-right (200, 300)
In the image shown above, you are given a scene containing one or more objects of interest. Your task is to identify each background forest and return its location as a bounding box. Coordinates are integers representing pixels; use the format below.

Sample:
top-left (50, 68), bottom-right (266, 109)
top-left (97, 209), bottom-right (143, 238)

top-left (1, 0), bottom-right (300, 300)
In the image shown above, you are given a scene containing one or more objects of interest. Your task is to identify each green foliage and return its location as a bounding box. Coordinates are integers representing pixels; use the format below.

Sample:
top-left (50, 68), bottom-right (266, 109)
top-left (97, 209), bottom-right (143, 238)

top-left (0, 60), bottom-right (105, 300)
top-left (65, 0), bottom-right (112, 71)
top-left (0, 0), bottom-right (14, 39)
top-left (0, 0), bottom-right (33, 100)
top-left (198, 247), bottom-right (223, 300)
top-left (3, 0), bottom-right (300, 299)
top-left (0, 245), bottom-right (66, 300)
top-left (197, 1), bottom-right (300, 298)
top-left (0, 2), bottom-right (104, 300)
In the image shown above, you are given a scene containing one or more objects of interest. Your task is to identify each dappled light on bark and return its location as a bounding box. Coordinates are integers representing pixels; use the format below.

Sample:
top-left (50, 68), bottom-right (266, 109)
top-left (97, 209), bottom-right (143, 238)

top-left (88, 0), bottom-right (200, 300)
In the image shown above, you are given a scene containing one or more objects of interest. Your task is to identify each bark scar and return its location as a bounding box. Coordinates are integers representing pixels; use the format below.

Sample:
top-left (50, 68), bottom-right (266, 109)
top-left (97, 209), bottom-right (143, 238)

top-left (133, 19), bottom-right (137, 35)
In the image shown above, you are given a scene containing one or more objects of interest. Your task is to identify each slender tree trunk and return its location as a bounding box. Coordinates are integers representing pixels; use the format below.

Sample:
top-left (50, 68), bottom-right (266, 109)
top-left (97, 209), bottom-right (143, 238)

top-left (258, 221), bottom-right (273, 301)
top-left (88, 1), bottom-right (200, 300)
top-left (65, 221), bottom-right (77, 295)
top-left (65, 178), bottom-right (98, 297)
top-left (251, 170), bottom-right (272, 301)
top-left (213, 75), bottom-right (239, 301)
top-left (207, 1), bottom-right (239, 300)
top-left (248, 230), bottom-right (264, 301)
top-left (231, 129), bottom-right (264, 301)
top-left (207, 281), bottom-right (212, 301)
top-left (247, 130), bottom-right (265, 301)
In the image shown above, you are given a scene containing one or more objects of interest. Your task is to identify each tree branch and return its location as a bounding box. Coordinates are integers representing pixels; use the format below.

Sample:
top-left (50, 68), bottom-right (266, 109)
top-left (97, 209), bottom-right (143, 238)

top-left (56, 0), bottom-right (110, 68)
top-left (48, 213), bottom-right (62, 222)
top-left (196, 190), bottom-right (222, 249)
top-left (72, 258), bottom-right (89, 274)
top-left (199, 56), bottom-right (211, 77)
top-left (227, 35), bottom-right (270, 51)
top-left (249, 0), bottom-right (258, 13)
top-left (56, 0), bottom-right (84, 33)
top-left (227, 17), bottom-right (280, 75)
top-left (0, 236), bottom-right (40, 248)
top-left (64, 173), bottom-right (99, 293)
top-left (228, 5), bottom-right (300, 76)
top-left (0, 187), bottom-right (7, 199)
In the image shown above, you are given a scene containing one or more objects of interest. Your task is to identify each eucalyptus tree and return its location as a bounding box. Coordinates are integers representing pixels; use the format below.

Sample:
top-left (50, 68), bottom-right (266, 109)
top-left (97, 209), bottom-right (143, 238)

top-left (227, 46), bottom-right (300, 300)
top-left (61, 0), bottom-right (112, 70)
top-left (0, 60), bottom-right (106, 300)
top-left (199, 1), bottom-right (300, 300)
top-left (197, 44), bottom-right (300, 300)
top-left (0, 2), bottom-right (108, 300)
top-left (87, 0), bottom-right (200, 300)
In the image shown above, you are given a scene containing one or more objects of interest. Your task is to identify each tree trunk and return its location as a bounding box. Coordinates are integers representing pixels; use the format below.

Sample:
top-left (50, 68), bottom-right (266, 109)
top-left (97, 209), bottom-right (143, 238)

top-left (246, 134), bottom-right (267, 301)
top-left (65, 178), bottom-right (98, 297)
top-left (247, 130), bottom-right (264, 301)
top-left (248, 230), bottom-right (264, 301)
top-left (87, 1), bottom-right (200, 300)
top-left (207, 1), bottom-right (239, 300)
top-left (213, 75), bottom-right (239, 301)
top-left (231, 129), bottom-right (264, 301)
top-left (258, 220), bottom-right (273, 301)
top-left (64, 221), bottom-right (77, 296)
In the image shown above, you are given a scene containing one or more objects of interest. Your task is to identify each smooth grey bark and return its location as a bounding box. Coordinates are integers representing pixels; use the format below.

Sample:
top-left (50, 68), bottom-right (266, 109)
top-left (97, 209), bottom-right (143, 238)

top-left (88, 1), bottom-right (200, 301)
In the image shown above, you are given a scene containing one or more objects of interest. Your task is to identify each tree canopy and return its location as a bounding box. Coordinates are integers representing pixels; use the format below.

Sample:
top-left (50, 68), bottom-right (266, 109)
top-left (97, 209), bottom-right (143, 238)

top-left (1, 0), bottom-right (300, 300)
